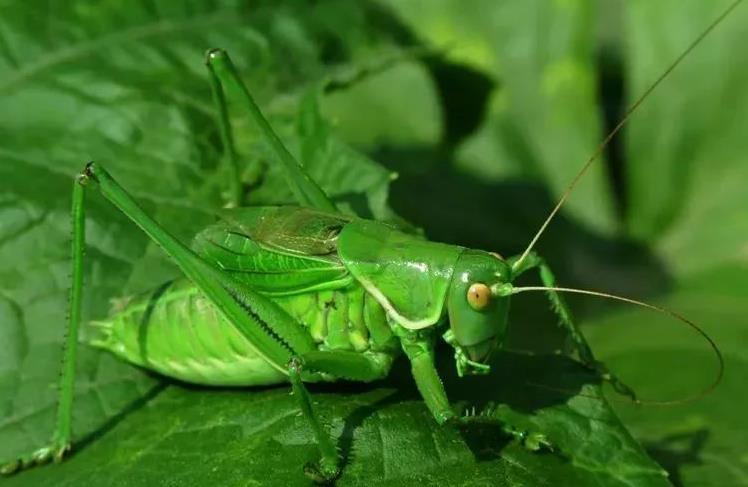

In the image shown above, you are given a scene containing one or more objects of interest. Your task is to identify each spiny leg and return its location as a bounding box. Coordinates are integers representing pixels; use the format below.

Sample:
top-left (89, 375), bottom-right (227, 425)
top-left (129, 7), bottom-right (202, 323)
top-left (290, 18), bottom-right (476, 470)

top-left (399, 332), bottom-right (553, 451)
top-left (3, 161), bottom-right (320, 476)
top-left (288, 357), bottom-right (340, 483)
top-left (289, 350), bottom-right (392, 483)
top-left (71, 162), bottom-right (387, 481)
top-left (79, 162), bottom-right (370, 481)
top-left (292, 313), bottom-right (556, 460)
top-left (511, 251), bottom-right (637, 401)
top-left (1, 177), bottom-right (86, 475)
top-left (82, 162), bottom-right (316, 370)
top-left (204, 48), bottom-right (336, 213)
top-left (206, 52), bottom-right (242, 207)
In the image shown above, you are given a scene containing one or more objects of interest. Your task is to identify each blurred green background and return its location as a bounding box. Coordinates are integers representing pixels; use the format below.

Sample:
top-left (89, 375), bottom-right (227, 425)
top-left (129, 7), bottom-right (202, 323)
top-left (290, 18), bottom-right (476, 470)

top-left (1, 1), bottom-right (746, 485)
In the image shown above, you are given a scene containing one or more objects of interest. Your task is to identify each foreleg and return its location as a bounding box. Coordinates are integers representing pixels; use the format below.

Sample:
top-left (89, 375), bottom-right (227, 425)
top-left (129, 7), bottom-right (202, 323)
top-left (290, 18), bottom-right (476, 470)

top-left (398, 332), bottom-right (554, 452)
top-left (511, 252), bottom-right (637, 401)
top-left (398, 333), bottom-right (455, 424)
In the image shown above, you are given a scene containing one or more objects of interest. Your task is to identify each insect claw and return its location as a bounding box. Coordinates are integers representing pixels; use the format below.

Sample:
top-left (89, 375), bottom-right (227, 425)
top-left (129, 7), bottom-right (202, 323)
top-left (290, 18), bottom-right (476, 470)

top-left (88, 319), bottom-right (109, 330)
top-left (303, 459), bottom-right (340, 484)
top-left (287, 356), bottom-right (305, 373)
top-left (0, 459), bottom-right (20, 475)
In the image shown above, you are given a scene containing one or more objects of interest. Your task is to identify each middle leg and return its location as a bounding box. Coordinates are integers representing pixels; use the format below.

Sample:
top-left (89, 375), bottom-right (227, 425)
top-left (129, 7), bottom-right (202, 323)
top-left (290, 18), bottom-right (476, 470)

top-left (288, 349), bottom-right (392, 482)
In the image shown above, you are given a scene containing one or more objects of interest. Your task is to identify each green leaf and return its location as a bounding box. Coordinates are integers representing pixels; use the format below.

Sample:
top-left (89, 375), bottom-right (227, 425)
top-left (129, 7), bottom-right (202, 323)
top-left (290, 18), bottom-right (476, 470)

top-left (321, 60), bottom-right (442, 148)
top-left (574, 3), bottom-right (748, 485)
top-left (378, 0), bottom-right (616, 234)
top-left (584, 263), bottom-right (748, 486)
top-left (1, 351), bottom-right (668, 487)
top-left (0, 0), bottom-right (414, 482)
top-left (624, 1), bottom-right (748, 275)
top-left (6, 0), bottom-right (743, 485)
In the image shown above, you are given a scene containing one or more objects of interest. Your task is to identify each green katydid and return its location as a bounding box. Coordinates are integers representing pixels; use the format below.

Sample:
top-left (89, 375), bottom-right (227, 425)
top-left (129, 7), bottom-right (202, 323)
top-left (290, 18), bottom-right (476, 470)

top-left (0, 2), bottom-right (737, 482)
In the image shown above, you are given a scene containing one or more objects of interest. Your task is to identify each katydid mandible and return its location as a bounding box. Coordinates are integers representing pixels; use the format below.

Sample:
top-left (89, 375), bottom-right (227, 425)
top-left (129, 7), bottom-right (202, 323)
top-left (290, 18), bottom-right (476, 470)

top-left (1, 2), bottom-right (737, 481)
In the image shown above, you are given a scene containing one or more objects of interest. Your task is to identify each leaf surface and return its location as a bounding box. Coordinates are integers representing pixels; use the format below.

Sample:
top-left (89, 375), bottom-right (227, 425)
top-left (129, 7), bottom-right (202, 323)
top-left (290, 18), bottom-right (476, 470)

top-left (4, 1), bottom-right (743, 486)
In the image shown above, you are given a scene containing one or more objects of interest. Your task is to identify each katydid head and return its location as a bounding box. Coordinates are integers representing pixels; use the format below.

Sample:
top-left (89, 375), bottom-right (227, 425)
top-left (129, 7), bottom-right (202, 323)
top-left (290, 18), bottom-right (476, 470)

top-left (444, 250), bottom-right (512, 376)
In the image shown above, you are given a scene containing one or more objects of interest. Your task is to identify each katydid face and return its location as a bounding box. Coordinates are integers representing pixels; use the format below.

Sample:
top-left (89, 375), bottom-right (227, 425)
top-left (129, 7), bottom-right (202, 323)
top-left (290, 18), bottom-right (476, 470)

top-left (445, 250), bottom-right (511, 376)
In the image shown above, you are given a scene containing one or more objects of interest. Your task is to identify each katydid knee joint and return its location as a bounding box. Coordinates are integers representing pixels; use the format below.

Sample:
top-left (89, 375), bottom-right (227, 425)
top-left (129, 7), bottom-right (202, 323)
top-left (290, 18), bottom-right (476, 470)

top-left (287, 356), bottom-right (305, 375)
top-left (78, 161), bottom-right (99, 185)
top-left (77, 162), bottom-right (96, 186)
top-left (204, 47), bottom-right (226, 65)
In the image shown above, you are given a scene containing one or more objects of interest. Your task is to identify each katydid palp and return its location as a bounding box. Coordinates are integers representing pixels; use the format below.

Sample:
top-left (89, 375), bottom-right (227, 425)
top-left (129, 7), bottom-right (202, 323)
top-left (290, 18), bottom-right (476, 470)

top-left (1, 3), bottom-right (737, 482)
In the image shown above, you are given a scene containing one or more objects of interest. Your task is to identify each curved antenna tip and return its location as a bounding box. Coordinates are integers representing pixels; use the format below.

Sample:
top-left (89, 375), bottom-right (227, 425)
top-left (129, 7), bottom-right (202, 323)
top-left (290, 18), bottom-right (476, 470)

top-left (513, 285), bottom-right (724, 407)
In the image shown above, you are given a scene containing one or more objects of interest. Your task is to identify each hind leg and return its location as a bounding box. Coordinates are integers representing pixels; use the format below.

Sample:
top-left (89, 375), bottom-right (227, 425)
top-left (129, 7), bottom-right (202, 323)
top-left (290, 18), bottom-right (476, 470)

top-left (206, 51), bottom-right (243, 207)
top-left (205, 48), bottom-right (336, 212)
top-left (1, 179), bottom-right (86, 475)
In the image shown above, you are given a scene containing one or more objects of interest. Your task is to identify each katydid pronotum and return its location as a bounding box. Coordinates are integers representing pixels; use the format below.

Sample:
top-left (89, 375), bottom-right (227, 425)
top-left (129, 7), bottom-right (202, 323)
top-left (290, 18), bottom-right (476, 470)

top-left (1, 3), bottom-right (737, 483)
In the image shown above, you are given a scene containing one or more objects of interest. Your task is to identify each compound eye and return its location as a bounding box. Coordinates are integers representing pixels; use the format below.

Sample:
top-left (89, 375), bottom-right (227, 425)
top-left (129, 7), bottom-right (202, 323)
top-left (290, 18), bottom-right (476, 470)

top-left (467, 283), bottom-right (491, 311)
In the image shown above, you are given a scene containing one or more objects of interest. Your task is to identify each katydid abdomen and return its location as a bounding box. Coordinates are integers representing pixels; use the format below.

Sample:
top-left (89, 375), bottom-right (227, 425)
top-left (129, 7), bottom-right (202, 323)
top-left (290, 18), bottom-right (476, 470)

top-left (91, 277), bottom-right (398, 386)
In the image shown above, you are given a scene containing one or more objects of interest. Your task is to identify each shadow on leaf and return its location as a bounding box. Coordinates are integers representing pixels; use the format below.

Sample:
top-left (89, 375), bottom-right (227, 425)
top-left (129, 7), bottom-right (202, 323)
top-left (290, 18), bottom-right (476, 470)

top-left (76, 381), bottom-right (168, 452)
top-left (645, 429), bottom-right (710, 487)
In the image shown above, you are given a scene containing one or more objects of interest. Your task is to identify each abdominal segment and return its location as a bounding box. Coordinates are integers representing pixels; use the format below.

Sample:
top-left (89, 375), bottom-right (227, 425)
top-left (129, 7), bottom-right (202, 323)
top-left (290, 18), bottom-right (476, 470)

top-left (89, 278), bottom-right (398, 386)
